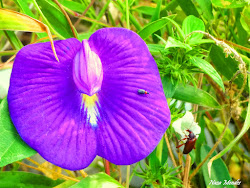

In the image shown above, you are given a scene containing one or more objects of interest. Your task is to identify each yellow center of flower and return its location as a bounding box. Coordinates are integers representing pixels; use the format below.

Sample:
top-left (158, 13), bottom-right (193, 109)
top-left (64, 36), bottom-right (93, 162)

top-left (81, 94), bottom-right (99, 127)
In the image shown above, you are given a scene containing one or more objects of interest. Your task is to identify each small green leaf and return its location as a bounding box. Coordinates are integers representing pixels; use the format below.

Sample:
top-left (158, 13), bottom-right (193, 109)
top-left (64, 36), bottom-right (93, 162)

top-left (196, 0), bottom-right (214, 20)
top-left (190, 57), bottom-right (225, 92)
top-left (58, 0), bottom-right (86, 13)
top-left (173, 84), bottom-right (221, 108)
top-left (0, 171), bottom-right (63, 187)
top-left (133, 6), bottom-right (156, 16)
top-left (182, 15), bottom-right (205, 44)
top-left (211, 0), bottom-right (246, 8)
top-left (201, 145), bottom-right (234, 188)
top-left (138, 16), bottom-right (175, 40)
top-left (165, 36), bottom-right (192, 50)
top-left (0, 98), bottom-right (36, 167)
top-left (176, 0), bottom-right (200, 17)
top-left (240, 6), bottom-right (250, 33)
top-left (162, 76), bottom-right (178, 98)
top-left (147, 44), bottom-right (164, 55)
top-left (70, 172), bottom-right (124, 188)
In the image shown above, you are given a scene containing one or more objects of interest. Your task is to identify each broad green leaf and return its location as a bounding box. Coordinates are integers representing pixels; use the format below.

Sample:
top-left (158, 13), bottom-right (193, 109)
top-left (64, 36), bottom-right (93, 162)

top-left (133, 6), bottom-right (156, 16)
top-left (176, 0), bottom-right (199, 17)
top-left (0, 98), bottom-right (36, 167)
top-left (201, 145), bottom-right (234, 188)
top-left (147, 44), bottom-right (164, 55)
top-left (204, 117), bottom-right (234, 146)
top-left (0, 171), bottom-right (63, 187)
top-left (182, 15), bottom-right (205, 44)
top-left (150, 0), bottom-right (162, 43)
top-left (211, 0), bottom-right (246, 8)
top-left (165, 36), bottom-right (192, 50)
top-left (54, 177), bottom-right (83, 188)
top-left (240, 6), bottom-right (250, 34)
top-left (34, 0), bottom-right (74, 39)
top-left (162, 76), bottom-right (178, 98)
top-left (209, 44), bottom-right (243, 87)
top-left (196, 0), bottom-right (214, 20)
top-left (70, 172), bottom-right (124, 188)
top-left (58, 0), bottom-right (86, 13)
top-left (138, 16), bottom-right (175, 40)
top-left (173, 84), bottom-right (221, 108)
top-left (190, 57), bottom-right (225, 92)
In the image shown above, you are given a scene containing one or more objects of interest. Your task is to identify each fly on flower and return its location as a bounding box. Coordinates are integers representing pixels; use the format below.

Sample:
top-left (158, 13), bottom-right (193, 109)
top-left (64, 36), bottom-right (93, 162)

top-left (7, 28), bottom-right (171, 170)
top-left (172, 111), bottom-right (201, 154)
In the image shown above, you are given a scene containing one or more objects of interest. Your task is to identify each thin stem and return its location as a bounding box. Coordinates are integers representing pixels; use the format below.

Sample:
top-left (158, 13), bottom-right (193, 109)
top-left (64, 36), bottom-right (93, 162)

top-left (79, 170), bottom-right (88, 178)
top-left (126, 165), bottom-right (130, 188)
top-left (183, 155), bottom-right (191, 188)
top-left (125, 0), bottom-right (130, 30)
top-left (53, 0), bottom-right (77, 38)
top-left (104, 159), bottom-right (110, 175)
top-left (16, 161), bottom-right (80, 182)
top-left (117, 165), bottom-right (122, 184)
top-left (164, 133), bottom-right (181, 179)
top-left (74, 0), bottom-right (96, 27)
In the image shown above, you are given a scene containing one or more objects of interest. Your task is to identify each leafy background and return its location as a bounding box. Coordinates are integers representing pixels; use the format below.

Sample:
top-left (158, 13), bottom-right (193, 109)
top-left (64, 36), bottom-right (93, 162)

top-left (0, 0), bottom-right (249, 187)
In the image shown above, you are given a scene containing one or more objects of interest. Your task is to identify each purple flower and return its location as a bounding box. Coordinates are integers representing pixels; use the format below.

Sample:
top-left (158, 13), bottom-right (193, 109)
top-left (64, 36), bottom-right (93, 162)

top-left (7, 28), bottom-right (171, 170)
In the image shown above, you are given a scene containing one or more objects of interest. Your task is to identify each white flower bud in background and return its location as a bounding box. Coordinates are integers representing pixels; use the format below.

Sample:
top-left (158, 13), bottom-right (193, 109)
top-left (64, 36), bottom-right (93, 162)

top-left (172, 111), bottom-right (201, 140)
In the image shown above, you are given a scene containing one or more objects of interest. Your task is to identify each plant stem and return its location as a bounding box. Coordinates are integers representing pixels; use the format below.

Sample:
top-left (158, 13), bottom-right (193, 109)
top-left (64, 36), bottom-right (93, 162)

top-left (164, 133), bottom-right (181, 179)
top-left (183, 155), bottom-right (191, 188)
top-left (16, 161), bottom-right (80, 182)
top-left (126, 165), bottom-right (130, 188)
top-left (74, 0), bottom-right (96, 27)
top-left (53, 0), bottom-right (77, 38)
top-left (79, 170), bottom-right (88, 178)
top-left (104, 159), bottom-right (110, 175)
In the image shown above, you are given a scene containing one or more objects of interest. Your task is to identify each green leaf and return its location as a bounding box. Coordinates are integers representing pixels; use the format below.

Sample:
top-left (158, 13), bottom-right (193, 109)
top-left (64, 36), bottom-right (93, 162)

top-left (58, 0), bottom-right (86, 13)
top-left (211, 0), bottom-right (246, 8)
top-left (165, 36), bottom-right (192, 50)
top-left (14, 0), bottom-right (48, 39)
top-left (133, 6), bottom-right (155, 16)
top-left (190, 57), bottom-right (225, 92)
top-left (209, 44), bottom-right (243, 87)
top-left (138, 16), bottom-right (175, 40)
top-left (0, 171), bottom-right (63, 187)
top-left (196, 0), bottom-right (214, 20)
top-left (147, 44), bottom-right (164, 55)
top-left (0, 98), bottom-right (36, 167)
top-left (70, 172), bottom-right (124, 188)
top-left (201, 145), bottom-right (234, 188)
top-left (176, 0), bottom-right (200, 17)
top-left (182, 15), bottom-right (205, 44)
top-left (34, 0), bottom-right (74, 38)
top-left (240, 6), bottom-right (250, 34)
top-left (173, 84), bottom-right (221, 108)
top-left (204, 117), bottom-right (234, 147)
top-left (0, 8), bottom-right (48, 32)
top-left (3, 31), bottom-right (23, 50)
top-left (162, 76), bottom-right (178, 98)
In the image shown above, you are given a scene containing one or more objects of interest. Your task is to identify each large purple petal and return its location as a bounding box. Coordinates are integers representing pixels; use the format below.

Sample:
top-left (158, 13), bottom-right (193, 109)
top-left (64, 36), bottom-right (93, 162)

top-left (8, 39), bottom-right (97, 170)
top-left (89, 28), bottom-right (171, 164)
